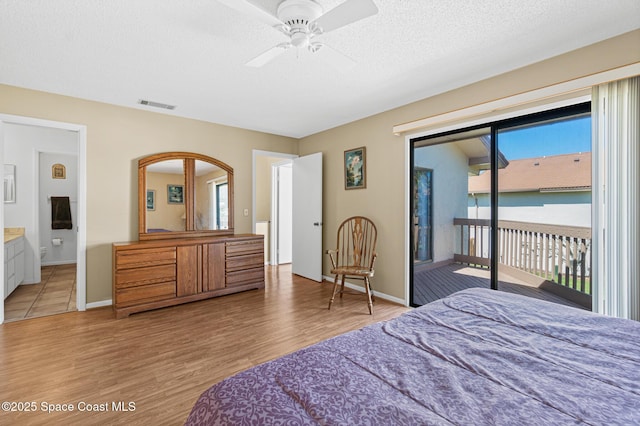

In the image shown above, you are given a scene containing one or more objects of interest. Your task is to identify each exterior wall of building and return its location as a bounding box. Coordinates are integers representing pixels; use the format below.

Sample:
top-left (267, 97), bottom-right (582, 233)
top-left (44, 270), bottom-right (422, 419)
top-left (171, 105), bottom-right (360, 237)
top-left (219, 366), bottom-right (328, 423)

top-left (469, 191), bottom-right (591, 227)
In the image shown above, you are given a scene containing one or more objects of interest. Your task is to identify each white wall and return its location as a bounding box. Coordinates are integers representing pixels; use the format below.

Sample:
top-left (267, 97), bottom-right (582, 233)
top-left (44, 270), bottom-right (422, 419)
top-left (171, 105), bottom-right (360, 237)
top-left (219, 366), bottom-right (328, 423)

top-left (3, 123), bottom-right (77, 283)
top-left (39, 152), bottom-right (78, 265)
top-left (414, 143), bottom-right (469, 263)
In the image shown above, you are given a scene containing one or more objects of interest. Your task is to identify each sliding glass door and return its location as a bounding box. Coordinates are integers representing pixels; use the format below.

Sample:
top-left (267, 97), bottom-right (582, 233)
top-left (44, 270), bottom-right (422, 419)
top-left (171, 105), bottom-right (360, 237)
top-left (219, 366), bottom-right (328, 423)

top-left (410, 126), bottom-right (493, 307)
top-left (495, 106), bottom-right (592, 309)
top-left (410, 103), bottom-right (592, 309)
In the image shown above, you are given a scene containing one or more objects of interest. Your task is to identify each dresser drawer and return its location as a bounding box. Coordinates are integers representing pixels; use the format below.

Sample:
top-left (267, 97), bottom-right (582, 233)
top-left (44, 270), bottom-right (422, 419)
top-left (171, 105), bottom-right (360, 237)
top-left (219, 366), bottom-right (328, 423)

top-left (226, 252), bottom-right (264, 272)
top-left (116, 264), bottom-right (176, 288)
top-left (226, 267), bottom-right (264, 287)
top-left (116, 281), bottom-right (176, 307)
top-left (226, 239), bottom-right (263, 256)
top-left (116, 247), bottom-right (176, 269)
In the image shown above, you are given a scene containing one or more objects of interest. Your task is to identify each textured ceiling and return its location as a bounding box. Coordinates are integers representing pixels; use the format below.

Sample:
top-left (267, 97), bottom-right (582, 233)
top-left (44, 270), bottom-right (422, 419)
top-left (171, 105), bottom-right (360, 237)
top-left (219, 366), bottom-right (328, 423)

top-left (1, 1), bottom-right (639, 138)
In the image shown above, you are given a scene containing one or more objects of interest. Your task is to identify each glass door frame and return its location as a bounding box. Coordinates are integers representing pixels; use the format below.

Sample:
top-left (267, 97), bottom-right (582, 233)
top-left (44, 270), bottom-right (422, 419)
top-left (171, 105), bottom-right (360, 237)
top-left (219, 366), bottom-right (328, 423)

top-left (409, 102), bottom-right (591, 307)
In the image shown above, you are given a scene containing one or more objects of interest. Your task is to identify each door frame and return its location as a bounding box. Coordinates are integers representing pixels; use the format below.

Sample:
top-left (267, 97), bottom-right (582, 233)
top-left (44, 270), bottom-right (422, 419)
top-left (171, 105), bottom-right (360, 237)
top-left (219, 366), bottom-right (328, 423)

top-left (0, 114), bottom-right (87, 323)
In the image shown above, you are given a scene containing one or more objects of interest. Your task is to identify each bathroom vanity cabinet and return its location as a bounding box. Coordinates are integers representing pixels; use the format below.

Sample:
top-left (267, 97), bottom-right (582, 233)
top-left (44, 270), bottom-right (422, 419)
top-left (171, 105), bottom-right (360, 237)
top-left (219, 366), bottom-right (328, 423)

top-left (113, 234), bottom-right (264, 318)
top-left (4, 235), bottom-right (25, 299)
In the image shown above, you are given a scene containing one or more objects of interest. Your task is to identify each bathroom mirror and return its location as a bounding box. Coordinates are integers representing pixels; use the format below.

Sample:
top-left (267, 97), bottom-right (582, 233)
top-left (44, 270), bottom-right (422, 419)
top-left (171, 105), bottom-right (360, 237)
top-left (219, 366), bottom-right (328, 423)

top-left (4, 164), bottom-right (16, 203)
top-left (138, 152), bottom-right (234, 240)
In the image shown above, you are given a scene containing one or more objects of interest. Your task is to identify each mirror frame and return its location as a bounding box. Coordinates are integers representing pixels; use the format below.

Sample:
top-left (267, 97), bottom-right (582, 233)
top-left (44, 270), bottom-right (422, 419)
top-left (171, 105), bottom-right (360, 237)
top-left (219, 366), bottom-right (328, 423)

top-left (138, 152), bottom-right (234, 240)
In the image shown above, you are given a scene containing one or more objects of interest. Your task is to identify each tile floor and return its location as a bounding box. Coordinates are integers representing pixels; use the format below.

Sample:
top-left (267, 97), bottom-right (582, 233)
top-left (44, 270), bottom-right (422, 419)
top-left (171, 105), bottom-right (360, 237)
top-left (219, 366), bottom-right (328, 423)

top-left (4, 263), bottom-right (76, 322)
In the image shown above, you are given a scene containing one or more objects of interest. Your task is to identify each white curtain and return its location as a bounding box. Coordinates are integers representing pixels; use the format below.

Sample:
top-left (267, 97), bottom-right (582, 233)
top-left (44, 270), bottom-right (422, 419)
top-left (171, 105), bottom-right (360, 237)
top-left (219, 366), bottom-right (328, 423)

top-left (592, 75), bottom-right (640, 320)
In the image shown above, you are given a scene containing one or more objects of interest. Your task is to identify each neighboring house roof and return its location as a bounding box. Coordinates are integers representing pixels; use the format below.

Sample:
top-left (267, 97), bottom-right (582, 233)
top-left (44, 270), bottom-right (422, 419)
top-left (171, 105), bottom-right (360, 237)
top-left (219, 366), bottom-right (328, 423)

top-left (468, 152), bottom-right (591, 194)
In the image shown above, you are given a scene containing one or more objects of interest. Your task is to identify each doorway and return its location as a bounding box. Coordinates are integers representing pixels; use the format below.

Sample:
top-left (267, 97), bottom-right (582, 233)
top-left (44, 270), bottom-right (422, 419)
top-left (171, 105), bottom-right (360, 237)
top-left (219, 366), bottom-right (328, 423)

top-left (253, 150), bottom-right (323, 282)
top-left (0, 115), bottom-right (87, 323)
top-left (252, 150), bottom-right (297, 266)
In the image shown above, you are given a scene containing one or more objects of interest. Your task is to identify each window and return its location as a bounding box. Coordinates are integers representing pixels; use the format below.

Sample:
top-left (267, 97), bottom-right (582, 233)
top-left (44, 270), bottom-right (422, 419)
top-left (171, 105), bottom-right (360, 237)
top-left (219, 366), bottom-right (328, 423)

top-left (208, 178), bottom-right (228, 230)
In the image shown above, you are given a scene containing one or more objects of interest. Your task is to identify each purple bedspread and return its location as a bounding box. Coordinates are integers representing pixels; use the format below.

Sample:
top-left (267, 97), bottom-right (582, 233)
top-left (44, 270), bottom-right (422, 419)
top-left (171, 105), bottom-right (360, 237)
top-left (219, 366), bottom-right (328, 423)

top-left (185, 288), bottom-right (640, 425)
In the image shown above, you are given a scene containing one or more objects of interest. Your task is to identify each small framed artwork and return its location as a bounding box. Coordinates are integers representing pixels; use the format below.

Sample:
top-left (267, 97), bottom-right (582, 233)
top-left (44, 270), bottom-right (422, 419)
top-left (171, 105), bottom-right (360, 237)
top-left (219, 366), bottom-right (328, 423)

top-left (167, 184), bottom-right (184, 204)
top-left (146, 189), bottom-right (156, 211)
top-left (344, 146), bottom-right (366, 190)
top-left (52, 163), bottom-right (66, 179)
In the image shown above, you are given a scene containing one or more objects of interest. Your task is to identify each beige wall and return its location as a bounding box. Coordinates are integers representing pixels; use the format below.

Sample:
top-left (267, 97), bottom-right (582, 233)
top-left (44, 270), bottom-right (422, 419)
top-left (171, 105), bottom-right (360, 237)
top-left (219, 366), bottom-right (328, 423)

top-left (0, 87), bottom-right (297, 303)
top-left (298, 29), bottom-right (640, 300)
top-left (1, 30), bottom-right (638, 305)
top-left (255, 156), bottom-right (283, 222)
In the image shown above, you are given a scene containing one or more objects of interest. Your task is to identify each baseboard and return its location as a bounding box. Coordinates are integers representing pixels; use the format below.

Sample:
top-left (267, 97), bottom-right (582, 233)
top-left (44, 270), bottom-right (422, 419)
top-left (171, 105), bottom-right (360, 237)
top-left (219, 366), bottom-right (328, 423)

top-left (322, 275), bottom-right (406, 306)
top-left (86, 299), bottom-right (112, 309)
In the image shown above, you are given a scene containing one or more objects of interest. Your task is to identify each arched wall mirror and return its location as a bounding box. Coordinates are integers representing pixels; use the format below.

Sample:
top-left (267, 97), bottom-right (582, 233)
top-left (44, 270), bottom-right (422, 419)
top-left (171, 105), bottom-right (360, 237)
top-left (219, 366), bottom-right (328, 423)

top-left (138, 152), bottom-right (234, 240)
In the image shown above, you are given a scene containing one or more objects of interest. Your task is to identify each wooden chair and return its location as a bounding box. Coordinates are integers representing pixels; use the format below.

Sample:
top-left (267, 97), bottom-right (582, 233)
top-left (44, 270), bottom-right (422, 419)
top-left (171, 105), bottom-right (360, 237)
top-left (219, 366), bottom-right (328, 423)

top-left (327, 216), bottom-right (378, 314)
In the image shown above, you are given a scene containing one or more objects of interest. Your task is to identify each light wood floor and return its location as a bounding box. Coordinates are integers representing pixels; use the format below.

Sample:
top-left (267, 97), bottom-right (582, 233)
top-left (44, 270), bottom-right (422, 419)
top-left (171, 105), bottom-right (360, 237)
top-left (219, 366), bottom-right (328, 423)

top-left (4, 264), bottom-right (77, 322)
top-left (0, 265), bottom-right (409, 425)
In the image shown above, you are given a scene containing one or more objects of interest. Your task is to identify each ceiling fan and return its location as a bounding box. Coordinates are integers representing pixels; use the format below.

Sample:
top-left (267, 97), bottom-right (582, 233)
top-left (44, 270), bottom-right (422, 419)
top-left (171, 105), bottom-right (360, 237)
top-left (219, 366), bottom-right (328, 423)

top-left (218, 0), bottom-right (378, 69)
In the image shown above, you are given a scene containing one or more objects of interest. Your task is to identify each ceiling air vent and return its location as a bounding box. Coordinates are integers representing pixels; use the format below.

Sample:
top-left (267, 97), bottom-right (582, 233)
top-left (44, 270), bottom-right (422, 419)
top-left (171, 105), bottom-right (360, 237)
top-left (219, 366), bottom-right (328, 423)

top-left (138, 99), bottom-right (176, 110)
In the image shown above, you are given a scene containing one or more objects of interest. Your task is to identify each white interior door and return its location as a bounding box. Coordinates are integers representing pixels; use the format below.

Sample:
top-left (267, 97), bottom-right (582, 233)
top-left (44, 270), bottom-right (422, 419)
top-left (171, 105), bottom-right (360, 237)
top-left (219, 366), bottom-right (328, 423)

top-left (292, 152), bottom-right (323, 281)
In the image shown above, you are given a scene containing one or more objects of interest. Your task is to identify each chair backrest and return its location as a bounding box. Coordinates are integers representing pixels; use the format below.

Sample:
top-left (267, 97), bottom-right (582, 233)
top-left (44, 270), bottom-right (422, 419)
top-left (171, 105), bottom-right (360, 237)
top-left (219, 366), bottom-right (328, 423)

top-left (334, 216), bottom-right (377, 268)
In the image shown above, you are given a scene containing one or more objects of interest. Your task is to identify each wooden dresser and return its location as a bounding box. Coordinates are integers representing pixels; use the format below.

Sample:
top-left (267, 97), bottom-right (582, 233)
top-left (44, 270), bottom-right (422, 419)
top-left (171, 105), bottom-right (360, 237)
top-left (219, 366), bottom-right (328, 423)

top-left (113, 234), bottom-right (264, 318)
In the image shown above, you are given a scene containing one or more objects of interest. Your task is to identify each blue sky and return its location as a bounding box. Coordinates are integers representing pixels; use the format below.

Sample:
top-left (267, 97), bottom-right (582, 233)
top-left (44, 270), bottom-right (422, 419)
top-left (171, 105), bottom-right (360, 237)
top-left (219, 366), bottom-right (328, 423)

top-left (498, 115), bottom-right (591, 160)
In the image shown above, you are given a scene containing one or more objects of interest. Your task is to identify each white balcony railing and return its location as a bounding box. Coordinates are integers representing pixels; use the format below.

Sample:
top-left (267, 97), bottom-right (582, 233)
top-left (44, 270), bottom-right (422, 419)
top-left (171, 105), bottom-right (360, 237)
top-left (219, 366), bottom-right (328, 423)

top-left (453, 218), bottom-right (592, 295)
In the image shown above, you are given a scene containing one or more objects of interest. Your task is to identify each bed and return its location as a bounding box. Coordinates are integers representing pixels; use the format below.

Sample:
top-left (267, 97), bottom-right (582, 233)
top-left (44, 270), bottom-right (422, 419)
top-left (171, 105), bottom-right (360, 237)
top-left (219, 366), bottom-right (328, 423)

top-left (186, 288), bottom-right (640, 425)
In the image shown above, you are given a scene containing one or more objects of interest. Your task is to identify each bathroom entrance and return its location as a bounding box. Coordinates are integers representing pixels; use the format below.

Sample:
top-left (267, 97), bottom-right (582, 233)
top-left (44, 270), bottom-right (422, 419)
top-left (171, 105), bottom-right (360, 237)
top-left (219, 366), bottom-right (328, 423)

top-left (1, 115), bottom-right (87, 323)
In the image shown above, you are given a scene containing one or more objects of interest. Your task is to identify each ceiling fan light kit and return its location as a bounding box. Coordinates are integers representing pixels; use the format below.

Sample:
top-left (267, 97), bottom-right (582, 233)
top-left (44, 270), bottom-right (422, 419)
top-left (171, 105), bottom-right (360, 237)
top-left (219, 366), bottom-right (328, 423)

top-left (219, 0), bottom-right (378, 69)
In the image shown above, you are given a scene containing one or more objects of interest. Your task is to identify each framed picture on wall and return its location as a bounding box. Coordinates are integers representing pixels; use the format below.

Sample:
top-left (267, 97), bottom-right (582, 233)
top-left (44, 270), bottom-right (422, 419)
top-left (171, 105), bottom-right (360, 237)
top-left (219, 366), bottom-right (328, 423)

top-left (146, 189), bottom-right (156, 211)
top-left (167, 184), bottom-right (184, 204)
top-left (344, 146), bottom-right (366, 190)
top-left (52, 163), bottom-right (66, 179)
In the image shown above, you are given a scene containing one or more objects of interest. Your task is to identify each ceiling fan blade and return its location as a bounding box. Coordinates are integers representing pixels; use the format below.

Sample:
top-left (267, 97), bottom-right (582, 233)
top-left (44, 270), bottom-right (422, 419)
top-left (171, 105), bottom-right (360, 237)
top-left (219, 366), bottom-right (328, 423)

top-left (312, 0), bottom-right (378, 34)
top-left (311, 43), bottom-right (356, 71)
top-left (246, 43), bottom-right (291, 67)
top-left (217, 0), bottom-right (283, 28)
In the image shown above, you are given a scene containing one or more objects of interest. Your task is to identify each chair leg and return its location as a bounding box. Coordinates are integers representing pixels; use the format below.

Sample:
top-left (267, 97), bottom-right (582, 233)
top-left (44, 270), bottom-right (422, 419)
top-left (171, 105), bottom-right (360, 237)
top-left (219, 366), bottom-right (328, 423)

top-left (364, 277), bottom-right (373, 315)
top-left (339, 275), bottom-right (345, 298)
top-left (328, 274), bottom-right (341, 310)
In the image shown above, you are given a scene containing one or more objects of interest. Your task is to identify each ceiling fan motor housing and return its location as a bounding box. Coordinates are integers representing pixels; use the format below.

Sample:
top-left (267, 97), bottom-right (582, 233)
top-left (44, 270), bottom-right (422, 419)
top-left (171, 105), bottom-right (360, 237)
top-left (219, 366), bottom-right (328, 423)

top-left (277, 0), bottom-right (323, 47)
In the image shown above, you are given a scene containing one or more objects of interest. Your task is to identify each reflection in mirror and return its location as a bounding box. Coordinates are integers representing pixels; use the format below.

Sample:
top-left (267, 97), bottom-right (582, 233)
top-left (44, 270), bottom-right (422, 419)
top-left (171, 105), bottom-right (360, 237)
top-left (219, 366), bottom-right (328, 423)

top-left (4, 164), bottom-right (16, 203)
top-left (146, 159), bottom-right (186, 233)
top-left (195, 160), bottom-right (229, 230)
top-left (139, 152), bottom-right (234, 240)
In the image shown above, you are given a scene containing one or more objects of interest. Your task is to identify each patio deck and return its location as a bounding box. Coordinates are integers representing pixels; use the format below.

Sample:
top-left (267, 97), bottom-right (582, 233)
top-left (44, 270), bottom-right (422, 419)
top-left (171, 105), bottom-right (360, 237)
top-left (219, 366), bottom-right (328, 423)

top-left (412, 262), bottom-right (586, 309)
